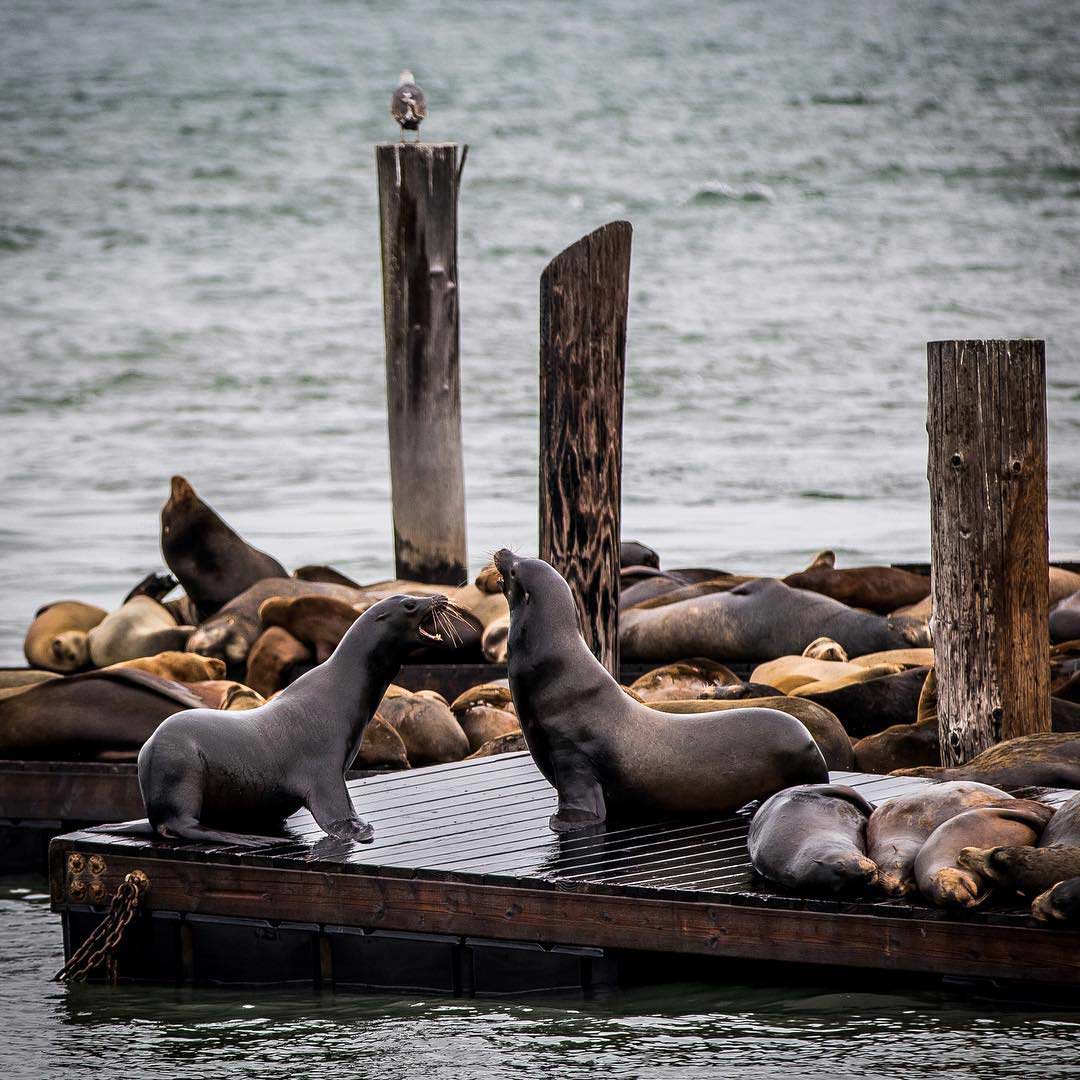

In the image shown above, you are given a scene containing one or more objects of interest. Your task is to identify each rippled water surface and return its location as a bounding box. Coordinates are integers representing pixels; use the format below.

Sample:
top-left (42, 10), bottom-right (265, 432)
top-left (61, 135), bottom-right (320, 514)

top-left (3, 0), bottom-right (1080, 1073)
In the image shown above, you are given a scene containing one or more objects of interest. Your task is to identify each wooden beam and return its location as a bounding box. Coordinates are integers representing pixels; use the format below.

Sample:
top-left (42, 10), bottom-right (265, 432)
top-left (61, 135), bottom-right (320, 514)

top-left (376, 142), bottom-right (468, 585)
top-left (539, 222), bottom-right (632, 675)
top-left (927, 339), bottom-right (1051, 766)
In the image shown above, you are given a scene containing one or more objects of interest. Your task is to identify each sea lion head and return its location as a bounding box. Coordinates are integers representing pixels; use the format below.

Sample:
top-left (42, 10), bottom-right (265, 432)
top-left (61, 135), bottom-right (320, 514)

top-left (887, 614), bottom-right (932, 648)
top-left (811, 851), bottom-right (879, 894)
top-left (363, 593), bottom-right (464, 649)
top-left (1031, 878), bottom-right (1080, 923)
top-left (50, 630), bottom-right (89, 671)
top-left (186, 613), bottom-right (255, 667)
top-left (494, 549), bottom-right (579, 635)
top-left (923, 866), bottom-right (988, 908)
top-left (956, 846), bottom-right (1008, 883)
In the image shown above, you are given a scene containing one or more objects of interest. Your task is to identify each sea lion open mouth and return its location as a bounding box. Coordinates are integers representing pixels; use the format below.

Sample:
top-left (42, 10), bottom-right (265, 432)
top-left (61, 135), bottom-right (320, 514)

top-left (417, 595), bottom-right (470, 647)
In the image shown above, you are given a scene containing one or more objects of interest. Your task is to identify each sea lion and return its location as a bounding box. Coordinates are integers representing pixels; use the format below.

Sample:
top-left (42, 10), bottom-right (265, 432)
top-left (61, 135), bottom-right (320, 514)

top-left (782, 552), bottom-right (930, 614)
top-left (354, 715), bottom-right (410, 769)
top-left (450, 684), bottom-right (514, 715)
top-left (161, 475), bottom-right (288, 619)
top-left (957, 845), bottom-right (1080, 898)
top-left (790, 667), bottom-right (930, 739)
top-left (106, 651), bottom-right (226, 683)
top-left (1040, 791), bottom-right (1080, 847)
top-left (185, 680), bottom-right (265, 711)
top-left (87, 596), bottom-right (195, 667)
top-left (474, 564), bottom-right (503, 594)
top-left (895, 733), bottom-right (1080, 789)
top-left (455, 705), bottom-right (521, 753)
top-left (494, 549), bottom-right (829, 833)
top-left (620, 540), bottom-right (660, 569)
top-left (0, 668), bottom-right (206, 760)
top-left (648, 696), bottom-right (854, 770)
top-left (914, 802), bottom-right (1054, 907)
top-left (788, 663), bottom-right (905, 697)
top-left (467, 732), bottom-right (529, 759)
top-left (138, 594), bottom-right (455, 845)
top-left (1052, 591), bottom-right (1080, 645)
top-left (802, 637), bottom-right (848, 663)
top-left (260, 594), bottom-right (365, 663)
top-left (23, 600), bottom-right (108, 673)
top-left (292, 565), bottom-right (363, 588)
top-left (620, 571), bottom-right (745, 609)
top-left (748, 784), bottom-right (878, 893)
top-left (0, 669), bottom-right (60, 689)
top-left (620, 577), bottom-right (929, 665)
top-left (866, 780), bottom-right (1016, 897)
top-left (1031, 877), bottom-right (1080, 923)
top-left (629, 659), bottom-right (741, 702)
top-left (482, 614), bottom-right (510, 663)
top-left (853, 717), bottom-right (939, 773)
top-left (1050, 569), bottom-right (1080, 607)
top-left (244, 626), bottom-right (313, 697)
top-left (624, 578), bottom-right (750, 611)
top-left (375, 693), bottom-right (470, 766)
top-left (851, 648), bottom-right (935, 669)
top-left (751, 655), bottom-right (871, 693)
top-left (700, 682), bottom-right (784, 701)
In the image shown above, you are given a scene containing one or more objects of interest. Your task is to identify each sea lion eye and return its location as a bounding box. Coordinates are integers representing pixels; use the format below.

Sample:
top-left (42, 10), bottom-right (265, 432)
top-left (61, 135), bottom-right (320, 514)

top-left (403, 599), bottom-right (417, 612)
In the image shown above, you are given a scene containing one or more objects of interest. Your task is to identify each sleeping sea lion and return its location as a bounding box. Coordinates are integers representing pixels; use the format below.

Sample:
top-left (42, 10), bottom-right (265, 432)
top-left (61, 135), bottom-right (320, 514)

top-left (802, 637), bottom-right (848, 662)
top-left (620, 540), bottom-right (660, 569)
top-left (494, 550), bottom-right (829, 833)
top-left (783, 552), bottom-right (931, 614)
top-left (629, 659), bottom-right (741, 702)
top-left (957, 845), bottom-right (1080, 898)
top-left (23, 600), bottom-right (108, 673)
top-left (375, 693), bottom-right (470, 765)
top-left (161, 475), bottom-right (287, 619)
top-left (791, 667), bottom-right (930, 738)
top-left (894, 733), bottom-right (1080, 790)
top-left (866, 780), bottom-right (1016, 897)
top-left (914, 802), bottom-right (1054, 907)
top-left (138, 594), bottom-right (456, 845)
top-left (748, 784), bottom-right (877, 893)
top-left (1031, 877), bottom-right (1080, 923)
top-left (87, 596), bottom-right (195, 667)
top-left (106, 651), bottom-right (226, 683)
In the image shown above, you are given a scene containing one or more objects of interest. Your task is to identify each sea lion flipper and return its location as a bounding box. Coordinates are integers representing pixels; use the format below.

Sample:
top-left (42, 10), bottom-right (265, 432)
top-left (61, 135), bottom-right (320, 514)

top-left (309, 782), bottom-right (375, 843)
top-left (806, 550), bottom-right (836, 571)
top-left (803, 783), bottom-right (875, 817)
top-left (549, 748), bottom-right (606, 833)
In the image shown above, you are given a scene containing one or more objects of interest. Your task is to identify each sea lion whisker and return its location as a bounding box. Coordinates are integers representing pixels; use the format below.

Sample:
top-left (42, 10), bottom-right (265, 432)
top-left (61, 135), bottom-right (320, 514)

top-left (438, 607), bottom-right (463, 648)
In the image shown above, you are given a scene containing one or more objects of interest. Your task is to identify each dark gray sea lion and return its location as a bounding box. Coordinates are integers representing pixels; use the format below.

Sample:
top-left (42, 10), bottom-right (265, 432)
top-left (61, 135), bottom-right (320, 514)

top-left (1041, 791), bottom-right (1080, 847)
top-left (138, 594), bottom-right (456, 845)
top-left (0, 668), bottom-right (205, 760)
top-left (894, 733), bottom-right (1080, 789)
top-left (161, 475), bottom-right (287, 620)
top-left (748, 784), bottom-right (877, 893)
top-left (790, 667), bottom-right (930, 739)
top-left (23, 600), bottom-right (108, 673)
top-left (620, 540), bottom-right (660, 569)
top-left (1031, 877), bottom-right (1080, 922)
top-left (957, 845), bottom-right (1080, 897)
top-left (866, 781), bottom-right (1016, 897)
top-left (619, 578), bottom-right (930, 664)
top-left (854, 717), bottom-right (939, 773)
top-left (494, 550), bottom-right (829, 833)
top-left (782, 551), bottom-right (930, 615)
top-left (914, 802), bottom-right (1054, 907)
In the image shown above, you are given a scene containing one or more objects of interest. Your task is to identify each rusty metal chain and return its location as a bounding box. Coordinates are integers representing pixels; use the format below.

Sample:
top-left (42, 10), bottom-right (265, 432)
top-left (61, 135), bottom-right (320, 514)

top-left (53, 870), bottom-right (149, 984)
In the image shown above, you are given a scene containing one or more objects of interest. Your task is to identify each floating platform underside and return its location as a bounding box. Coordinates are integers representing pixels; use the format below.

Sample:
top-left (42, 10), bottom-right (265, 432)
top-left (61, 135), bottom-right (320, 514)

top-left (48, 753), bottom-right (1080, 996)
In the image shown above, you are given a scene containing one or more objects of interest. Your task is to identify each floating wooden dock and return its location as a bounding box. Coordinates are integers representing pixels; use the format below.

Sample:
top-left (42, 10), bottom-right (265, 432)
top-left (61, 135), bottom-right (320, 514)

top-left (49, 754), bottom-right (1080, 996)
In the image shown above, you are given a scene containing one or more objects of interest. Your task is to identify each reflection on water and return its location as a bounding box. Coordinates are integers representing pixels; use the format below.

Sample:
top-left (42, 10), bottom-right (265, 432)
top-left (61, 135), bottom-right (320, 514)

top-left (3, 877), bottom-right (1080, 1080)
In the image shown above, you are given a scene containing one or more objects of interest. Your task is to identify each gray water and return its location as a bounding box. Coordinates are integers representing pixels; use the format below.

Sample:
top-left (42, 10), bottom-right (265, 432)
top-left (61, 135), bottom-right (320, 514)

top-left (3, 0), bottom-right (1080, 1073)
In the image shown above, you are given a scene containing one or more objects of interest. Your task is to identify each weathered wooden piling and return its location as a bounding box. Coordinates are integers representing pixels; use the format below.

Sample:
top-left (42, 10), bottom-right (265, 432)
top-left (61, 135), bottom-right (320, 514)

top-left (927, 339), bottom-right (1051, 766)
top-left (539, 221), bottom-right (632, 675)
top-left (376, 142), bottom-right (468, 584)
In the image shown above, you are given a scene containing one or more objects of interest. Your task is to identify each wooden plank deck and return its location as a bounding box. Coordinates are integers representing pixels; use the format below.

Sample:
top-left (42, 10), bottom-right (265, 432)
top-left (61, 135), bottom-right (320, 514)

top-left (49, 754), bottom-right (1080, 993)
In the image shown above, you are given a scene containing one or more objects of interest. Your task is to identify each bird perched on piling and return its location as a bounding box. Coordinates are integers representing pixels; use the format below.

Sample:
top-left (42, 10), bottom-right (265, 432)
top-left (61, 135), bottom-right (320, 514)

top-left (391, 70), bottom-right (426, 141)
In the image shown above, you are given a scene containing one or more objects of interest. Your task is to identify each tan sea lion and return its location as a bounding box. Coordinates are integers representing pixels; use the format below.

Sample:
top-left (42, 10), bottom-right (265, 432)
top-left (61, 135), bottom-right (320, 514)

top-left (748, 784), bottom-right (878, 893)
top-left (1031, 877), bottom-right (1080, 923)
top-left (866, 780), bottom-right (1016, 897)
top-left (244, 626), bottom-right (313, 698)
top-left (456, 705), bottom-right (521, 753)
top-left (106, 651), bottom-right (226, 683)
top-left (648, 696), bottom-right (855, 770)
top-left (851, 648), bottom-right (935, 669)
top-left (752, 655), bottom-right (870, 689)
top-left (161, 475), bottom-right (287, 619)
top-left (783, 552), bottom-right (931, 614)
top-left (895, 734), bottom-right (1080, 789)
top-left (448, 582), bottom-right (509, 633)
top-left (802, 637), bottom-right (848, 662)
top-left (629, 659), bottom-right (741, 702)
top-left (88, 596), bottom-right (196, 667)
top-left (355, 714), bottom-right (410, 769)
top-left (957, 845), bottom-right (1080, 898)
top-left (23, 600), bottom-right (108, 673)
top-left (495, 550), bottom-right (829, 833)
top-left (186, 680), bottom-right (266, 711)
top-left (375, 693), bottom-right (470, 766)
top-left (450, 684), bottom-right (514, 715)
top-left (914, 802), bottom-right (1054, 907)
top-left (788, 663), bottom-right (905, 697)
top-left (1050, 568), bottom-right (1080, 607)
top-left (467, 732), bottom-right (529, 759)
top-left (474, 564), bottom-right (503, 594)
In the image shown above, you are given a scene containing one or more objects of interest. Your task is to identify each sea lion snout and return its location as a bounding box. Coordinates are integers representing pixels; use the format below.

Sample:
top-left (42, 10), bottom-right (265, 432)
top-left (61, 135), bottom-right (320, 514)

top-left (956, 846), bottom-right (999, 880)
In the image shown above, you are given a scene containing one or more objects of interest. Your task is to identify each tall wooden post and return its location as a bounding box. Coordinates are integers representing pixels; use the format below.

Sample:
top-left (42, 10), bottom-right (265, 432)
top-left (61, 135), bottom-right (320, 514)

top-left (927, 339), bottom-right (1051, 766)
top-left (539, 221), bottom-right (632, 676)
top-left (376, 142), bottom-right (467, 585)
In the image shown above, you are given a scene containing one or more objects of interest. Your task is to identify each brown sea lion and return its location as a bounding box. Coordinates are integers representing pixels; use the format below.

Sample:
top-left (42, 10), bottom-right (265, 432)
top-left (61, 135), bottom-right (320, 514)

top-left (648, 696), bottom-right (855, 770)
top-left (866, 780), bottom-right (1016, 897)
top-left (914, 802), bottom-right (1054, 907)
top-left (1052, 590), bottom-right (1080, 645)
top-left (467, 732), bottom-right (529, 759)
top-left (482, 614), bottom-right (510, 663)
top-left (185, 680), bottom-right (265, 711)
top-left (138, 595), bottom-right (454, 845)
top-left (1050, 569), bottom-right (1080, 607)
top-left (957, 845), bottom-right (1080, 898)
top-left (0, 668), bottom-right (205, 759)
top-left (23, 600), bottom-right (108, 673)
top-left (161, 475), bottom-right (288, 619)
top-left (355, 714), bottom-right (410, 769)
top-left (88, 596), bottom-right (195, 667)
top-left (620, 541), bottom-right (660, 569)
top-left (244, 626), bottom-right (313, 698)
top-left (748, 784), bottom-right (877, 893)
top-left (106, 651), bottom-right (226, 683)
top-left (0, 669), bottom-right (61, 689)
top-left (375, 693), bottom-right (470, 766)
top-left (259, 594), bottom-right (365, 663)
top-left (1031, 877), bottom-right (1080, 922)
top-left (783, 551), bottom-right (931, 614)
top-left (446, 582), bottom-right (506, 640)
top-left (895, 734), bottom-right (1080, 790)
top-left (629, 659), bottom-right (741, 702)
top-left (788, 663), bottom-right (905, 697)
top-left (450, 684), bottom-right (514, 715)
top-left (751, 654), bottom-right (871, 693)
top-left (292, 565), bottom-right (363, 588)
top-left (456, 705), bottom-right (521, 753)
top-left (474, 564), bottom-right (503, 594)
top-left (853, 718), bottom-right (939, 773)
top-left (802, 637), bottom-right (848, 662)
top-left (791, 667), bottom-right (930, 739)
top-left (496, 550), bottom-right (829, 833)
top-left (620, 578), bottom-right (930, 665)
